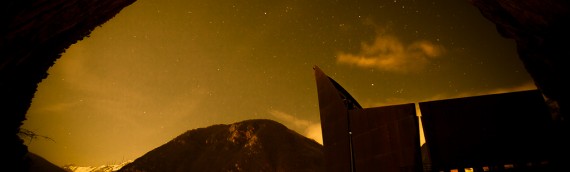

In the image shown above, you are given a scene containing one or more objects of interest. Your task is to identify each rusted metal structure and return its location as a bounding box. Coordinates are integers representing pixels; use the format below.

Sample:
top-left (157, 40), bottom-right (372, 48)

top-left (420, 90), bottom-right (559, 171)
top-left (314, 66), bottom-right (422, 172)
top-left (314, 66), bottom-right (564, 172)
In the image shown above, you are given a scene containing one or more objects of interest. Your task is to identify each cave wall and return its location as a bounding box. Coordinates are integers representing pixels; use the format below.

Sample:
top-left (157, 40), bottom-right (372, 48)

top-left (0, 0), bottom-right (136, 169)
top-left (470, 0), bottom-right (570, 124)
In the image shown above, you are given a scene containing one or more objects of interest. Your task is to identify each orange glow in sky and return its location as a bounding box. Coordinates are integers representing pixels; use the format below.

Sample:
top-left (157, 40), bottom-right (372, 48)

top-left (23, 0), bottom-right (535, 166)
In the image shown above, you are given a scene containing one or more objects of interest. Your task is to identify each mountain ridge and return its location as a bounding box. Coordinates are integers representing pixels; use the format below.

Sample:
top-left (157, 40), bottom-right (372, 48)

top-left (118, 119), bottom-right (324, 172)
top-left (62, 160), bottom-right (132, 172)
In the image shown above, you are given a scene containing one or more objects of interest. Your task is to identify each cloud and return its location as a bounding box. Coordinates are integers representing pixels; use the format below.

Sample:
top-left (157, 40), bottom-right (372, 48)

top-left (363, 82), bottom-right (538, 109)
top-left (269, 110), bottom-right (311, 129)
top-left (268, 110), bottom-right (323, 144)
top-left (28, 101), bottom-right (79, 114)
top-left (337, 28), bottom-right (445, 73)
top-left (482, 82), bottom-right (537, 95)
top-left (305, 123), bottom-right (322, 145)
top-left (426, 81), bottom-right (538, 102)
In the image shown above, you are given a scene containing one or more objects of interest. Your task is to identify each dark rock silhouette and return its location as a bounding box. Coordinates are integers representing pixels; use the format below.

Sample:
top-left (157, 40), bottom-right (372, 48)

top-left (24, 152), bottom-right (67, 172)
top-left (470, 0), bottom-right (570, 126)
top-left (118, 119), bottom-right (324, 172)
top-left (1, 0), bottom-right (136, 169)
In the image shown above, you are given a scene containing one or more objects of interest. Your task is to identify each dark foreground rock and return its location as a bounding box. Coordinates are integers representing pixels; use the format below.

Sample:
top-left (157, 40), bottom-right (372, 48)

top-left (1, 0), bottom-right (136, 169)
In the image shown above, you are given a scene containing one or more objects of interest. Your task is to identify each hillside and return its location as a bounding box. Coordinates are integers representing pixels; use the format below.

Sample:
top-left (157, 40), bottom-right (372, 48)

top-left (118, 119), bottom-right (324, 172)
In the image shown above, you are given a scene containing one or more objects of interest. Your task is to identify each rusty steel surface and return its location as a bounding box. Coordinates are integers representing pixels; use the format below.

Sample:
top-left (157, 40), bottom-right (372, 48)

top-left (419, 90), bottom-right (556, 171)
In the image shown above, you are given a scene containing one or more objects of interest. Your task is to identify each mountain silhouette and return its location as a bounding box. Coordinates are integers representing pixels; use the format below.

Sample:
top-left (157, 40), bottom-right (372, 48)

top-left (24, 152), bottom-right (67, 172)
top-left (118, 119), bottom-right (324, 172)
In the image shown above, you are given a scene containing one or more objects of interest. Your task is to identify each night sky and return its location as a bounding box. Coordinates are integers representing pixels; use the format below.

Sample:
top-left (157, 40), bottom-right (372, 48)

top-left (23, 0), bottom-right (535, 167)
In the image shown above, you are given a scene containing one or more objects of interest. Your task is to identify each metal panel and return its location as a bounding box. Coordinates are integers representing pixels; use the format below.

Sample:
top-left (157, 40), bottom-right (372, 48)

top-left (350, 104), bottom-right (423, 172)
top-left (419, 90), bottom-right (555, 171)
top-left (314, 66), bottom-right (353, 172)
